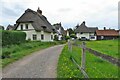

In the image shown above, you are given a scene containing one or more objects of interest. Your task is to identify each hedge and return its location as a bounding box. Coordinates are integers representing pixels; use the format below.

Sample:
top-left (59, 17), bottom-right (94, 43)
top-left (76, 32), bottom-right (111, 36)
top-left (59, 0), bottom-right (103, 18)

top-left (2, 30), bottom-right (26, 46)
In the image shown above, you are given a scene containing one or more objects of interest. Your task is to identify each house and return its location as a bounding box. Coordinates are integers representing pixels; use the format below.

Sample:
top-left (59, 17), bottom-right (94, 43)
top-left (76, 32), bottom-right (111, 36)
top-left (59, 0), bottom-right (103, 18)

top-left (66, 30), bottom-right (69, 36)
top-left (6, 24), bottom-right (15, 30)
top-left (53, 23), bottom-right (65, 40)
top-left (74, 21), bottom-right (98, 40)
top-left (96, 30), bottom-right (119, 40)
top-left (14, 8), bottom-right (57, 41)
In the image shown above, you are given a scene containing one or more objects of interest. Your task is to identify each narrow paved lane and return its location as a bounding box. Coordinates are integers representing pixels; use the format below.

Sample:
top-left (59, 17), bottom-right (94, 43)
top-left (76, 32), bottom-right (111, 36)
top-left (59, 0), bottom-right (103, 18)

top-left (2, 45), bottom-right (64, 78)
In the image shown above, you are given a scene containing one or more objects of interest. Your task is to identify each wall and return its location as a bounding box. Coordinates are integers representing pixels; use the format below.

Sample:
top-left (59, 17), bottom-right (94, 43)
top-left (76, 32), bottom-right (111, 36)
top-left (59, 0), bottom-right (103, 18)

top-left (16, 23), bottom-right (54, 41)
top-left (89, 33), bottom-right (96, 40)
top-left (76, 32), bottom-right (96, 40)
top-left (76, 33), bottom-right (89, 39)
top-left (17, 23), bottom-right (34, 30)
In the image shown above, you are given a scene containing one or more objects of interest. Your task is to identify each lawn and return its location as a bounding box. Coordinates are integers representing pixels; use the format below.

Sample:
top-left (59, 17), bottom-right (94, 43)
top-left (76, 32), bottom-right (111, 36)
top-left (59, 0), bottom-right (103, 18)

top-left (86, 40), bottom-right (119, 59)
top-left (1, 41), bottom-right (65, 68)
top-left (57, 40), bottom-right (119, 78)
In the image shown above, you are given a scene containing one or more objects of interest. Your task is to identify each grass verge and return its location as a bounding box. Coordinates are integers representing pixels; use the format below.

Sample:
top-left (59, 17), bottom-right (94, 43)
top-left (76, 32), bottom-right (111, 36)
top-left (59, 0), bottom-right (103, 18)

top-left (57, 44), bottom-right (119, 78)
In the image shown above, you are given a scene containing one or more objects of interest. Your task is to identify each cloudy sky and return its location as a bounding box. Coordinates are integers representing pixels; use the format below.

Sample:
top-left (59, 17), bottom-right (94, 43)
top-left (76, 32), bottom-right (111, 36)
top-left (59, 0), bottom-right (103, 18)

top-left (0, 0), bottom-right (119, 30)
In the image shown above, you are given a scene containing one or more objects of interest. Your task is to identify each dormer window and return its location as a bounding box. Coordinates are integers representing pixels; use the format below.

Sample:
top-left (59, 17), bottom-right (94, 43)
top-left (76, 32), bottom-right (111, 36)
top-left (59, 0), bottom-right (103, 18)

top-left (52, 29), bottom-right (55, 32)
top-left (21, 24), bottom-right (23, 30)
top-left (42, 26), bottom-right (46, 30)
top-left (25, 24), bottom-right (28, 29)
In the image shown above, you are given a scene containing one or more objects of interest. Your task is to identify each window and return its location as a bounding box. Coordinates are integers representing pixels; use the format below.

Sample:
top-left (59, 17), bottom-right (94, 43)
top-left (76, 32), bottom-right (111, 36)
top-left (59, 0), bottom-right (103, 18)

top-left (41, 34), bottom-right (44, 40)
top-left (101, 36), bottom-right (104, 39)
top-left (91, 36), bottom-right (95, 39)
top-left (25, 24), bottom-right (28, 29)
top-left (33, 34), bottom-right (37, 40)
top-left (51, 35), bottom-right (53, 40)
top-left (21, 24), bottom-right (23, 30)
top-left (80, 32), bottom-right (83, 34)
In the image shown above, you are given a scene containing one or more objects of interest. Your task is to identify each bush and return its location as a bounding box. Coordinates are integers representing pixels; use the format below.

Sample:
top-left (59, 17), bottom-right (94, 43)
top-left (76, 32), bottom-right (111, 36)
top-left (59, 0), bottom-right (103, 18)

top-left (2, 48), bottom-right (11, 59)
top-left (65, 36), bottom-right (70, 40)
top-left (2, 30), bottom-right (26, 46)
top-left (54, 35), bottom-right (59, 41)
top-left (70, 34), bottom-right (77, 39)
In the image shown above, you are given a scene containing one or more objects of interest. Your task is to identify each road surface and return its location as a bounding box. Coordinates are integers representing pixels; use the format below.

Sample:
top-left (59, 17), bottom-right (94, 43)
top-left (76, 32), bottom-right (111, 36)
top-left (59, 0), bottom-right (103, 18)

top-left (2, 45), bottom-right (64, 78)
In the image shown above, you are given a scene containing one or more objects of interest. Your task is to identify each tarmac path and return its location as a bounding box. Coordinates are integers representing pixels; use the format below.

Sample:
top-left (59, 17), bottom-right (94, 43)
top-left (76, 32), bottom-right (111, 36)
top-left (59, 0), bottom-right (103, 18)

top-left (2, 45), bottom-right (64, 78)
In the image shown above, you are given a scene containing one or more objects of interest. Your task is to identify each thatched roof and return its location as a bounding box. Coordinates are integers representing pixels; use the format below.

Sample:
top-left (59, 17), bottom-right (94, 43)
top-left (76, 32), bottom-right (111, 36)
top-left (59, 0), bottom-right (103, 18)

top-left (75, 21), bottom-right (98, 33)
top-left (15, 8), bottom-right (55, 33)
top-left (53, 23), bottom-right (65, 35)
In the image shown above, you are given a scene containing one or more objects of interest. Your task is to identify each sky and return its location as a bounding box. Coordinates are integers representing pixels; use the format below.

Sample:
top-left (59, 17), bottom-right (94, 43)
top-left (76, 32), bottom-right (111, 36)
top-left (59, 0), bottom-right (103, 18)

top-left (0, 0), bottom-right (119, 30)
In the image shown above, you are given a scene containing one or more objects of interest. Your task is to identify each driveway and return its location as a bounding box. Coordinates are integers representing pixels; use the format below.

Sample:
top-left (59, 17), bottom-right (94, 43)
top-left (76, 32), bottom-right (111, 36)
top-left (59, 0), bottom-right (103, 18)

top-left (2, 45), bottom-right (64, 78)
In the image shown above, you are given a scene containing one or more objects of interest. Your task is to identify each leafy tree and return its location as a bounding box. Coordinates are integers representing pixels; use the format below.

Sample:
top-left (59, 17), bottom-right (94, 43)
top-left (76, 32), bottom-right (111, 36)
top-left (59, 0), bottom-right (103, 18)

top-left (67, 28), bottom-right (74, 35)
top-left (70, 34), bottom-right (77, 39)
top-left (65, 36), bottom-right (70, 40)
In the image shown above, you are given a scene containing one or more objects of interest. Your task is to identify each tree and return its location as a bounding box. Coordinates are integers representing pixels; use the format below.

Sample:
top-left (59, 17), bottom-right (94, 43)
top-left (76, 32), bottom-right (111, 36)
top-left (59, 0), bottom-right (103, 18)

top-left (70, 34), bottom-right (77, 39)
top-left (65, 36), bottom-right (70, 40)
top-left (67, 28), bottom-right (74, 35)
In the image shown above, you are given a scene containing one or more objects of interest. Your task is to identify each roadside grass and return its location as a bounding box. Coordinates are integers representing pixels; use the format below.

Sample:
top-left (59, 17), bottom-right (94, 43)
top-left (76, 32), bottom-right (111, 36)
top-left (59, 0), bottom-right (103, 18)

top-left (2, 41), bottom-right (65, 68)
top-left (85, 40), bottom-right (118, 59)
top-left (57, 44), bottom-right (119, 78)
top-left (57, 45), bottom-right (84, 78)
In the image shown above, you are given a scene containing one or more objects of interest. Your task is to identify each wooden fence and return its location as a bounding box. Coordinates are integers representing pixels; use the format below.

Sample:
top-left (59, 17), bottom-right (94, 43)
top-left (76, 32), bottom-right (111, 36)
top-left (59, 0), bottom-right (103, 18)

top-left (68, 40), bottom-right (120, 78)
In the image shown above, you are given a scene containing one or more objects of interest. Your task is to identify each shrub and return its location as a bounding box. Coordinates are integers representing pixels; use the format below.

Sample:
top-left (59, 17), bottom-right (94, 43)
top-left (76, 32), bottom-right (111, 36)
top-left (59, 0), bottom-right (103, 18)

top-left (65, 36), bottom-right (70, 40)
top-left (2, 48), bottom-right (11, 59)
top-left (70, 34), bottom-right (77, 39)
top-left (2, 30), bottom-right (26, 46)
top-left (54, 35), bottom-right (59, 41)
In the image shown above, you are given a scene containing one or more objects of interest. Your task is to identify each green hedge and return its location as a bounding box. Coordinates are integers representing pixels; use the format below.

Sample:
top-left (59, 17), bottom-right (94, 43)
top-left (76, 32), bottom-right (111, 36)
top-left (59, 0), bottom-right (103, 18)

top-left (2, 30), bottom-right (26, 46)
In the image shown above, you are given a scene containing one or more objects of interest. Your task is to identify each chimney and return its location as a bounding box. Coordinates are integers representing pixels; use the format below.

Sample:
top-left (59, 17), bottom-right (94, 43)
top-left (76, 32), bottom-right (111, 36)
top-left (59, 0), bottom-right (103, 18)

top-left (83, 21), bottom-right (85, 24)
top-left (37, 7), bottom-right (42, 15)
top-left (59, 22), bottom-right (61, 26)
top-left (104, 27), bottom-right (106, 30)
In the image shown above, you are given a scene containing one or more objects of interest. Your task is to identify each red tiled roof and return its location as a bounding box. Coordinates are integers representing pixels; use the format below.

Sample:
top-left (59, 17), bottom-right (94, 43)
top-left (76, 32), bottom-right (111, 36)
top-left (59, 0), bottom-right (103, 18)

top-left (96, 30), bottom-right (119, 36)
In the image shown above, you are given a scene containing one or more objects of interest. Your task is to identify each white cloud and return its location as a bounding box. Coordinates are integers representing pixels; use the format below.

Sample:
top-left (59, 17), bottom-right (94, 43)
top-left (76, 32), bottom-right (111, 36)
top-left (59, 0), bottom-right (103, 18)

top-left (0, 0), bottom-right (119, 29)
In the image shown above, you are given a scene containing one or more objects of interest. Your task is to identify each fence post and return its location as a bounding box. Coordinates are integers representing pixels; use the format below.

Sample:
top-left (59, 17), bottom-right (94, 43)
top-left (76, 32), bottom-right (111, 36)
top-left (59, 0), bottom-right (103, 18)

top-left (68, 39), bottom-right (72, 52)
top-left (81, 42), bottom-right (86, 70)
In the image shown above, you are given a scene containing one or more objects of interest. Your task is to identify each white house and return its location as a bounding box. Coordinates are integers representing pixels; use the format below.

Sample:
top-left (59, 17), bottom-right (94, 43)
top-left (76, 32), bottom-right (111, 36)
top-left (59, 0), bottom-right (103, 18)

top-left (14, 8), bottom-right (57, 41)
top-left (75, 21), bottom-right (98, 40)
top-left (53, 23), bottom-right (65, 40)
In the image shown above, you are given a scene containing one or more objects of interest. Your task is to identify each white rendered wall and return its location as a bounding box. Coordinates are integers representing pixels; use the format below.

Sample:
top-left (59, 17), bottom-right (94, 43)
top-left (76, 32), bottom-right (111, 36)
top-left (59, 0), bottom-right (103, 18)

top-left (16, 23), bottom-right (54, 41)
top-left (17, 23), bottom-right (34, 30)
top-left (76, 32), bottom-right (96, 40)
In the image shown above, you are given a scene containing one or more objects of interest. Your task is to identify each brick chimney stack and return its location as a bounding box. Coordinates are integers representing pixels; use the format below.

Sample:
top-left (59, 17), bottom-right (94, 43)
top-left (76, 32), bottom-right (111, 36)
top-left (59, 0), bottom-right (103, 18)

top-left (37, 7), bottom-right (42, 15)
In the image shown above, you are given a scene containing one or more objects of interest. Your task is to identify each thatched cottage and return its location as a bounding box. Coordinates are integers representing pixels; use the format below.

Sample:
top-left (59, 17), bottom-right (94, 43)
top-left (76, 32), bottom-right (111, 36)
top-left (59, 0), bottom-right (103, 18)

top-left (75, 21), bottom-right (98, 40)
top-left (14, 8), bottom-right (57, 41)
top-left (53, 23), bottom-right (65, 40)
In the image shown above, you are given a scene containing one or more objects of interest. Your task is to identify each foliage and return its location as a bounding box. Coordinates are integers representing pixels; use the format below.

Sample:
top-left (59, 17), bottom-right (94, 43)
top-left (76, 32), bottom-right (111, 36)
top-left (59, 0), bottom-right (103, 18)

top-left (65, 36), bottom-right (70, 40)
top-left (54, 35), bottom-right (59, 41)
top-left (67, 28), bottom-right (75, 35)
top-left (2, 30), bottom-right (26, 47)
top-left (70, 34), bottom-right (77, 39)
